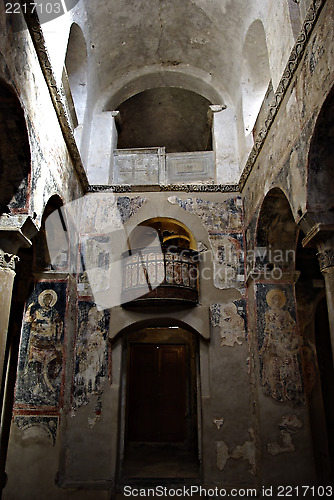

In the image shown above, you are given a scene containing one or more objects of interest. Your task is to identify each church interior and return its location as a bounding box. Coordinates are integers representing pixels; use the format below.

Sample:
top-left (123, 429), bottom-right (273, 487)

top-left (0, 1), bottom-right (333, 498)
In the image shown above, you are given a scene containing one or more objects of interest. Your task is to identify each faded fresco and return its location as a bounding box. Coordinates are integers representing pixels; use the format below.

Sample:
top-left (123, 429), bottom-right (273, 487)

top-left (167, 196), bottom-right (243, 231)
top-left (168, 196), bottom-right (244, 289)
top-left (80, 195), bottom-right (147, 235)
top-left (73, 301), bottom-right (110, 410)
top-left (77, 196), bottom-right (147, 298)
top-left (14, 415), bottom-right (59, 446)
top-left (210, 299), bottom-right (247, 346)
top-left (257, 285), bottom-right (305, 405)
top-left (15, 281), bottom-right (67, 409)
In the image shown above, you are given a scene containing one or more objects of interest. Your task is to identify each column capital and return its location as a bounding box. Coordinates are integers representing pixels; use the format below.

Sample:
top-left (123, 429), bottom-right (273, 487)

top-left (0, 249), bottom-right (19, 270)
top-left (317, 248), bottom-right (334, 273)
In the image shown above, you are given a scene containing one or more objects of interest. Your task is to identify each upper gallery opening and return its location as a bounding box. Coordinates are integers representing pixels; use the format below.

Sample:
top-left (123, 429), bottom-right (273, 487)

top-left (115, 87), bottom-right (213, 153)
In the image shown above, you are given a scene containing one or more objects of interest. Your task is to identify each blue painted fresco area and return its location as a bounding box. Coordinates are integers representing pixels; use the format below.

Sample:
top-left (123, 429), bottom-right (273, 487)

top-left (14, 281), bottom-right (67, 409)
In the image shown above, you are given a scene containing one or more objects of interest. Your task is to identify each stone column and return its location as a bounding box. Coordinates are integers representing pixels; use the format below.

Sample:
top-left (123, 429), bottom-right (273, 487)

top-left (0, 216), bottom-right (37, 494)
top-left (0, 215), bottom-right (38, 402)
top-left (301, 223), bottom-right (334, 364)
top-left (317, 247), bottom-right (334, 362)
top-left (0, 251), bottom-right (18, 395)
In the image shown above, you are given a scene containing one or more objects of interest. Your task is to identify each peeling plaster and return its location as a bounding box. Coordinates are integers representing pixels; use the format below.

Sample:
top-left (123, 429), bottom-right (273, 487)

top-left (267, 415), bottom-right (303, 455)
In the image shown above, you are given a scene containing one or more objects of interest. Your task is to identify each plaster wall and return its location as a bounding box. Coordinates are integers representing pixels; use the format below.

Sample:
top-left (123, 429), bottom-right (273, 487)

top-left (0, 6), bottom-right (84, 226)
top-left (242, 0), bottom-right (334, 230)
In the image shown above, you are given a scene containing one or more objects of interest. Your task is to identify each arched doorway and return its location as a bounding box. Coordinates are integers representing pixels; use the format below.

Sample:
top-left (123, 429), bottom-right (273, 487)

top-left (118, 323), bottom-right (200, 482)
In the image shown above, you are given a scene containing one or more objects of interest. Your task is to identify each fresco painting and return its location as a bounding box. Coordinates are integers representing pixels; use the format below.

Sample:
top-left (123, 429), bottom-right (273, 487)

top-left (73, 301), bottom-right (110, 409)
top-left (14, 281), bottom-right (67, 409)
top-left (257, 285), bottom-right (305, 406)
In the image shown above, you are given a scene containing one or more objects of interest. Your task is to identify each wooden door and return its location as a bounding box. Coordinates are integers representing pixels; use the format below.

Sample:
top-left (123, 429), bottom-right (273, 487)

top-left (127, 344), bottom-right (186, 442)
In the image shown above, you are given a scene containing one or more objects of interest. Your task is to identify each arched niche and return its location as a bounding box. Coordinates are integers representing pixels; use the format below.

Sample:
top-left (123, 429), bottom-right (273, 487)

top-left (241, 19), bottom-right (272, 150)
top-left (0, 81), bottom-right (30, 215)
top-left (255, 188), bottom-right (298, 273)
top-left (307, 87), bottom-right (334, 217)
top-left (115, 87), bottom-right (213, 153)
top-left (128, 217), bottom-right (197, 251)
top-left (63, 23), bottom-right (88, 131)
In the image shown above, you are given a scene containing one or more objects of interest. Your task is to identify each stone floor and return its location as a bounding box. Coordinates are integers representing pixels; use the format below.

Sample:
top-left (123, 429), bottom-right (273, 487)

top-left (116, 443), bottom-right (201, 498)
top-left (121, 443), bottom-right (200, 479)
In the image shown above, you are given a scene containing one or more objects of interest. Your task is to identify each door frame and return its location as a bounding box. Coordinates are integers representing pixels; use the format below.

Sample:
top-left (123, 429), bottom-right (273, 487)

top-left (117, 325), bottom-right (201, 479)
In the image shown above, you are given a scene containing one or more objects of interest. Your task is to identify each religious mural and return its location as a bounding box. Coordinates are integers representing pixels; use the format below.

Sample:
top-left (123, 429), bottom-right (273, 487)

top-left (257, 285), bottom-right (305, 405)
top-left (73, 301), bottom-right (110, 410)
top-left (168, 196), bottom-right (245, 289)
top-left (77, 195), bottom-right (148, 301)
top-left (14, 281), bottom-right (67, 409)
top-left (167, 196), bottom-right (243, 231)
top-left (210, 299), bottom-right (247, 346)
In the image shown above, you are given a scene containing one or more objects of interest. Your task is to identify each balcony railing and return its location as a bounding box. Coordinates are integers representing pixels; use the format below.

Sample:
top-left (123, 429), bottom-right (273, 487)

top-left (121, 246), bottom-right (199, 307)
top-left (112, 148), bottom-right (215, 185)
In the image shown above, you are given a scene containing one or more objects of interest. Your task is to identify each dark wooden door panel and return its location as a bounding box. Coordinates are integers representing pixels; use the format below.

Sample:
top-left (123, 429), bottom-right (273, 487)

top-left (128, 344), bottom-right (186, 442)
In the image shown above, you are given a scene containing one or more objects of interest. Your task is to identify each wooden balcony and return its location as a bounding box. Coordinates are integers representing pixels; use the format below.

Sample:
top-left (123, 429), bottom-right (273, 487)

top-left (121, 245), bottom-right (199, 307)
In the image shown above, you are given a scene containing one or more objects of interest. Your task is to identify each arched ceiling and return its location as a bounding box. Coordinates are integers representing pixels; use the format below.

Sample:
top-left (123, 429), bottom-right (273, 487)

top-left (82, 0), bottom-right (248, 104)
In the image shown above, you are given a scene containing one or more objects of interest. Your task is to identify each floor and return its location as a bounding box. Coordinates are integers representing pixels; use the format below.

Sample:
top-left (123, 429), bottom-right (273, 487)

top-left (120, 443), bottom-right (200, 479)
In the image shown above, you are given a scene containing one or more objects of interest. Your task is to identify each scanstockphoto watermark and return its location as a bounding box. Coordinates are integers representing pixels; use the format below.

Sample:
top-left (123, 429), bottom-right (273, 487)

top-left (45, 194), bottom-right (296, 310)
top-left (6, 0), bottom-right (80, 31)
top-left (122, 485), bottom-right (258, 497)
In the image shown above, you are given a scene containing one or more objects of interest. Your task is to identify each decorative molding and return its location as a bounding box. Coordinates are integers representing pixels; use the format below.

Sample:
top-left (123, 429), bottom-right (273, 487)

top-left (88, 183), bottom-right (239, 193)
top-left (22, 5), bottom-right (89, 192)
top-left (238, 0), bottom-right (326, 191)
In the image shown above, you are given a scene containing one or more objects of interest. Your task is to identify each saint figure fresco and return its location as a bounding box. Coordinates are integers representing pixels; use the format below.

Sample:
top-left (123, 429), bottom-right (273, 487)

top-left (24, 289), bottom-right (63, 394)
top-left (260, 288), bottom-right (304, 405)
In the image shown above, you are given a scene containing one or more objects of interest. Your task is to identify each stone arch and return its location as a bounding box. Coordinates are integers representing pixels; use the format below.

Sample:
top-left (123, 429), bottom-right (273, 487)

top-left (0, 80), bottom-right (31, 215)
top-left (307, 86), bottom-right (334, 216)
top-left (255, 187), bottom-right (298, 273)
top-left (102, 67), bottom-right (227, 112)
top-left (241, 19), bottom-right (272, 151)
top-left (111, 316), bottom-right (207, 344)
top-left (63, 23), bottom-right (88, 133)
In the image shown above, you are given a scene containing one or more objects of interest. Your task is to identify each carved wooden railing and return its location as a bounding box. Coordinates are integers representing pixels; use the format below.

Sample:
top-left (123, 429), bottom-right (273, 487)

top-left (121, 245), bottom-right (199, 306)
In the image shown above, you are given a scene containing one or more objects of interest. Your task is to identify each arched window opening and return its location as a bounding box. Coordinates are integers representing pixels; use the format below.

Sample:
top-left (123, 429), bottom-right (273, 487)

top-left (62, 24), bottom-right (88, 131)
top-left (0, 82), bottom-right (30, 215)
top-left (241, 20), bottom-right (272, 149)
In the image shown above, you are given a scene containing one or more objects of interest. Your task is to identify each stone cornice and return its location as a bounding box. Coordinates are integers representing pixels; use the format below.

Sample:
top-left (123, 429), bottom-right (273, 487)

top-left (88, 183), bottom-right (240, 193)
top-left (21, 3), bottom-right (89, 192)
top-left (238, 0), bottom-right (326, 192)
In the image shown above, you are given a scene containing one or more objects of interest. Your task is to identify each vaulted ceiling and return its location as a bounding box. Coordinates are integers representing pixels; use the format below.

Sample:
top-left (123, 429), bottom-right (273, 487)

top-left (82, 0), bottom-right (249, 106)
